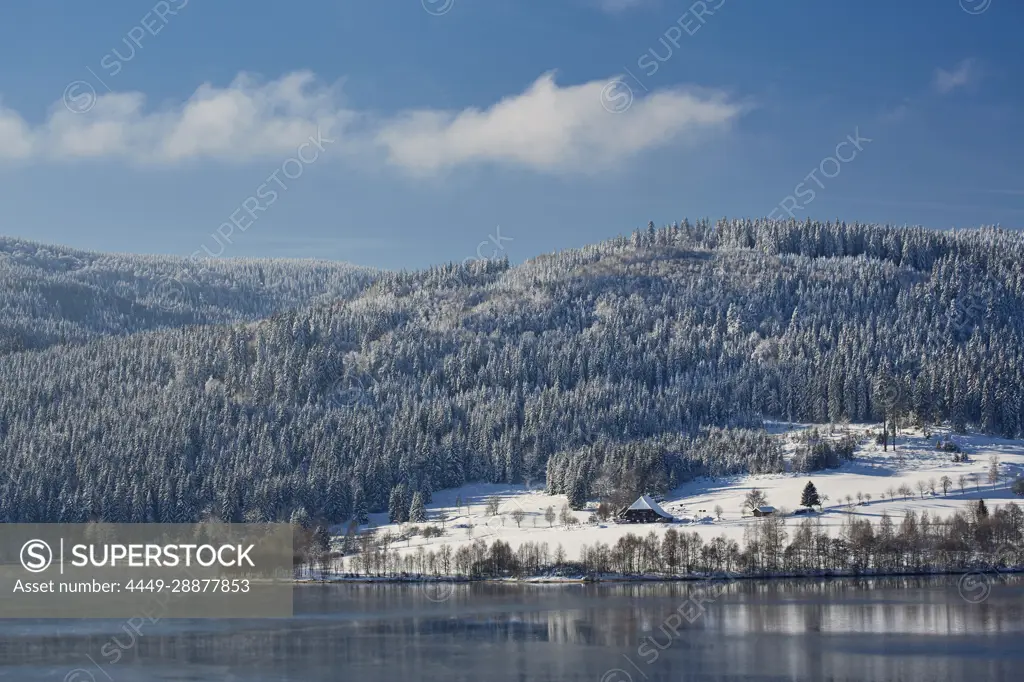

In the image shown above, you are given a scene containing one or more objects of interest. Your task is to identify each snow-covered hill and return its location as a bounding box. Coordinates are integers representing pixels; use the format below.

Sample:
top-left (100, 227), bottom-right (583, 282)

top-left (0, 234), bottom-right (378, 353)
top-left (6, 220), bottom-right (1024, 525)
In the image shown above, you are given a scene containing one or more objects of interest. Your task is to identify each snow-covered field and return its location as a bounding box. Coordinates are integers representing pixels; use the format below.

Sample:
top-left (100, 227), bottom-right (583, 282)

top-left (355, 425), bottom-right (1024, 561)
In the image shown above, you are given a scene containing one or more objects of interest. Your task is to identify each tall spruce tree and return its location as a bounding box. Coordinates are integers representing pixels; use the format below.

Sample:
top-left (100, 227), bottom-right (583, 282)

top-left (800, 481), bottom-right (821, 510)
top-left (388, 484), bottom-right (410, 524)
top-left (568, 478), bottom-right (587, 510)
top-left (409, 492), bottom-right (427, 523)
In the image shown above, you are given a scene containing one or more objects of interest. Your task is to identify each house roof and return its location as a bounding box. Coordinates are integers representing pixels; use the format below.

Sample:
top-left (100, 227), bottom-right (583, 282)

top-left (626, 494), bottom-right (673, 518)
top-left (756, 506), bottom-right (776, 513)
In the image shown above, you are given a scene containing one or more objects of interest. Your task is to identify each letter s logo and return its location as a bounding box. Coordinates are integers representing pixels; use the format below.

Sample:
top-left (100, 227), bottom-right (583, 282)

top-left (21, 539), bottom-right (53, 573)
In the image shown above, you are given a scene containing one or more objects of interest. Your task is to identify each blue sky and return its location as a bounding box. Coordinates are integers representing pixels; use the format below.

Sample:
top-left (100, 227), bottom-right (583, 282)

top-left (0, 0), bottom-right (1020, 269)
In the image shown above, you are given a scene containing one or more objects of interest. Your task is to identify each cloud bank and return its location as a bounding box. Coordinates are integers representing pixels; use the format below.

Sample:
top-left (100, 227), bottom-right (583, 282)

top-left (0, 70), bottom-right (745, 175)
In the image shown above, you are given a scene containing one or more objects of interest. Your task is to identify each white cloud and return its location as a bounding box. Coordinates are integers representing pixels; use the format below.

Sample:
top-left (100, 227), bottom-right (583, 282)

top-left (375, 72), bottom-right (745, 175)
top-left (0, 71), bottom-right (352, 163)
top-left (0, 70), bottom-right (746, 176)
top-left (934, 59), bottom-right (977, 94)
top-left (0, 102), bottom-right (35, 159)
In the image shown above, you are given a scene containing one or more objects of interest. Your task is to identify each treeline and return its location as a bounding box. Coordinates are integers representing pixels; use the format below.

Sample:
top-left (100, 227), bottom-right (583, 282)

top-left (545, 428), bottom-right (785, 507)
top-left (318, 501), bottom-right (1024, 579)
top-left (791, 430), bottom-right (857, 473)
top-left (4, 218), bottom-right (1024, 523)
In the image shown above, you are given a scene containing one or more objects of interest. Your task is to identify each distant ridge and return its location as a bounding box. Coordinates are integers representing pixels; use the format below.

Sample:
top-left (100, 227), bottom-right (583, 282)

top-left (0, 234), bottom-right (379, 353)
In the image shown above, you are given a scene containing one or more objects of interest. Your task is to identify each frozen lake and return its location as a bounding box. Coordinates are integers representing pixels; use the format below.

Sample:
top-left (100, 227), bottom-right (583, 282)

top-left (3, 575), bottom-right (1023, 681)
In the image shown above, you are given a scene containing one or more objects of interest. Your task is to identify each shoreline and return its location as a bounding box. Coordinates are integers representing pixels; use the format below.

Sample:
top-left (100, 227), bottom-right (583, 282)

top-left (292, 566), bottom-right (1024, 586)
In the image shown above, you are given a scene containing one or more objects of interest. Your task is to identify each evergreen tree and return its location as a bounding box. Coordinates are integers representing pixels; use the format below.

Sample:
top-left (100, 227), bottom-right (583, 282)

top-left (312, 525), bottom-right (331, 557)
top-left (353, 493), bottom-right (369, 525)
top-left (568, 478), bottom-right (587, 510)
top-left (800, 481), bottom-right (821, 510)
top-left (388, 484), bottom-right (410, 524)
top-left (290, 507), bottom-right (310, 529)
top-left (409, 492), bottom-right (427, 523)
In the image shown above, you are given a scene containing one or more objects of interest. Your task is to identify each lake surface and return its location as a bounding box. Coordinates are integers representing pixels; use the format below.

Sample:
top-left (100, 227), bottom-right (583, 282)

top-left (2, 575), bottom-right (1022, 681)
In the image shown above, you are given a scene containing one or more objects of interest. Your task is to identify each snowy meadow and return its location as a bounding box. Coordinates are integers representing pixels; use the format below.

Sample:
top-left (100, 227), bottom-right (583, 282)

top-left (313, 423), bottom-right (1024, 581)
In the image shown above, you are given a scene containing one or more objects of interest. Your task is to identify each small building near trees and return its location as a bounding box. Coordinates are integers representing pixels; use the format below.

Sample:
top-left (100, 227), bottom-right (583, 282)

top-left (752, 506), bottom-right (776, 517)
top-left (617, 495), bottom-right (674, 523)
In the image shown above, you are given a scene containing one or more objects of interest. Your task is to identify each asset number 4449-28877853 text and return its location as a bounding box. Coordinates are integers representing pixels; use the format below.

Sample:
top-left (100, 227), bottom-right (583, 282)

top-left (125, 578), bottom-right (250, 593)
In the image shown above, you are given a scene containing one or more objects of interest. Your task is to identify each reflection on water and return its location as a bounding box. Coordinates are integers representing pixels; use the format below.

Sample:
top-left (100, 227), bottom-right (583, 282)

top-left (1, 575), bottom-right (1022, 681)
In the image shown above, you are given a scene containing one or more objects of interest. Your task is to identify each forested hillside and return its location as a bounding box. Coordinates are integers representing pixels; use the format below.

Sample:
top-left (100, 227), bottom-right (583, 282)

top-left (0, 236), bottom-right (377, 353)
top-left (1, 218), bottom-right (1022, 524)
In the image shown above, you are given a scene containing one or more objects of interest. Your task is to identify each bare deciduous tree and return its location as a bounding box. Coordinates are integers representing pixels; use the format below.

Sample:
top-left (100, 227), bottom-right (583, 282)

top-left (486, 496), bottom-right (501, 516)
top-left (743, 488), bottom-right (768, 513)
top-left (989, 456), bottom-right (1001, 486)
top-left (559, 503), bottom-right (575, 527)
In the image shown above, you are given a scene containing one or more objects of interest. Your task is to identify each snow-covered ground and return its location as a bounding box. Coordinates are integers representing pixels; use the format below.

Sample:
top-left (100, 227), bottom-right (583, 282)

top-left (354, 425), bottom-right (1024, 561)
